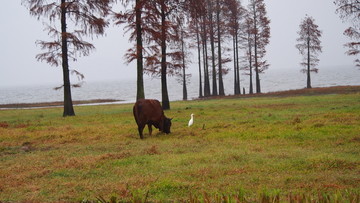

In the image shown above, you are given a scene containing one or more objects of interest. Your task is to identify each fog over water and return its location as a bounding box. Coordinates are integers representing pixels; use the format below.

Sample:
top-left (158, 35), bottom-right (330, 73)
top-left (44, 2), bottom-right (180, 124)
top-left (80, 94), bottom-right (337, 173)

top-left (0, 65), bottom-right (358, 105)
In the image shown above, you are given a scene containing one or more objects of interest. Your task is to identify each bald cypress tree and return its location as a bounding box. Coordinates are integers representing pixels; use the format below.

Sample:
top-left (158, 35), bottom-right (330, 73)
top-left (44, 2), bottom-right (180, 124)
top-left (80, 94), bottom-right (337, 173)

top-left (22, 0), bottom-right (114, 116)
top-left (115, 0), bottom-right (147, 101)
top-left (296, 15), bottom-right (322, 89)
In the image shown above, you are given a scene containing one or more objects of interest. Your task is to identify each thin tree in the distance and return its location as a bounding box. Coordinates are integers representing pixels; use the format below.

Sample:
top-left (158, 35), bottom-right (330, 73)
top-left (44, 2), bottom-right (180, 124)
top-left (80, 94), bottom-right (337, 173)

top-left (240, 13), bottom-right (255, 94)
top-left (195, 0), bottom-right (211, 97)
top-left (248, 0), bottom-right (270, 94)
top-left (22, 0), bottom-right (114, 117)
top-left (206, 0), bottom-right (218, 96)
top-left (215, 0), bottom-right (225, 96)
top-left (186, 0), bottom-right (205, 98)
top-left (334, 0), bottom-right (360, 68)
top-left (225, 0), bottom-right (245, 95)
top-left (173, 16), bottom-right (191, 101)
top-left (296, 15), bottom-right (322, 89)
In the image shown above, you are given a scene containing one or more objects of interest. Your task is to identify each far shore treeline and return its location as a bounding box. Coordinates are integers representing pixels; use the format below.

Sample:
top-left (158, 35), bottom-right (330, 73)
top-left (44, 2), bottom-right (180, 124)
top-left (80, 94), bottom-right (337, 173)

top-left (21, 0), bottom-right (359, 116)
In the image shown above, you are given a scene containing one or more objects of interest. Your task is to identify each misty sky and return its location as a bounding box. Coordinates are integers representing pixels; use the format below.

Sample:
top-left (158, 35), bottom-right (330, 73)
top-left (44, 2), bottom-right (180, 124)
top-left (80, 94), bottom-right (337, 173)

top-left (0, 0), bottom-right (355, 87)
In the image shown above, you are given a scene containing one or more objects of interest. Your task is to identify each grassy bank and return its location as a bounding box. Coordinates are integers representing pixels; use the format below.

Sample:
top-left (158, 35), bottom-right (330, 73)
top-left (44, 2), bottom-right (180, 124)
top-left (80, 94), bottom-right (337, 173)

top-left (0, 90), bottom-right (359, 202)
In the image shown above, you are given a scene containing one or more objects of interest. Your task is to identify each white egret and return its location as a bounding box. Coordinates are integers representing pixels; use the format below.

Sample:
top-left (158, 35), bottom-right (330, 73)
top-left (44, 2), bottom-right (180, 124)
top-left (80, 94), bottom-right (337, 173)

top-left (188, 113), bottom-right (194, 127)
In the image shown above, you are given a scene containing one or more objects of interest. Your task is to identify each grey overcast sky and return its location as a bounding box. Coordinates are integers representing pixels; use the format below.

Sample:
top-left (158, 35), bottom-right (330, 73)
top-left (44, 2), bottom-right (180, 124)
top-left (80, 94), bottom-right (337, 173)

top-left (0, 0), bottom-right (355, 87)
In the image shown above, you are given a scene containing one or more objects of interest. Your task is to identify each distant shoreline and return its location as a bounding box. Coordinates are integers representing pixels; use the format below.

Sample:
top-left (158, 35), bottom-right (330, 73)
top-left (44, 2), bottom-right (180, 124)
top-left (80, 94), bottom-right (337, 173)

top-left (198, 85), bottom-right (360, 100)
top-left (1, 85), bottom-right (359, 109)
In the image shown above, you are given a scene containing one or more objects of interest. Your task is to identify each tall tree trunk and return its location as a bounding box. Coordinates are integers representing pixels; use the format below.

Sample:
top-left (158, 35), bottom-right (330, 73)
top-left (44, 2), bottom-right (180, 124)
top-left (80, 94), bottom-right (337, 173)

top-left (181, 30), bottom-right (187, 101)
top-left (253, 4), bottom-right (261, 94)
top-left (61, 0), bottom-right (75, 117)
top-left (160, 5), bottom-right (170, 110)
top-left (216, 0), bottom-right (224, 96)
top-left (307, 37), bottom-right (312, 88)
top-left (248, 32), bottom-right (254, 94)
top-left (233, 35), bottom-right (237, 95)
top-left (249, 64), bottom-right (254, 94)
top-left (182, 69), bottom-right (187, 100)
top-left (202, 40), bottom-right (209, 97)
top-left (204, 38), bottom-right (211, 97)
top-left (235, 31), bottom-right (240, 94)
top-left (208, 1), bottom-right (217, 96)
top-left (196, 18), bottom-right (203, 98)
top-left (254, 43), bottom-right (261, 93)
top-left (202, 18), bottom-right (211, 97)
top-left (136, 0), bottom-right (145, 100)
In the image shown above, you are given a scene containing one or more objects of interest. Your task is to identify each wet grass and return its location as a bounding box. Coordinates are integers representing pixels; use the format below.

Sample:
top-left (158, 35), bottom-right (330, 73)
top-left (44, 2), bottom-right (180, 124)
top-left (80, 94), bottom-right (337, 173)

top-left (0, 92), bottom-right (359, 202)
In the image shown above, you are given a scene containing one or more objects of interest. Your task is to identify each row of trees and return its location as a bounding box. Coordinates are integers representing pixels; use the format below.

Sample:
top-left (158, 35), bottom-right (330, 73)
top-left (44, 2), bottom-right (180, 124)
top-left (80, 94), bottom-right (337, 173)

top-left (22, 0), bottom-right (359, 116)
top-left (116, 0), bottom-right (271, 110)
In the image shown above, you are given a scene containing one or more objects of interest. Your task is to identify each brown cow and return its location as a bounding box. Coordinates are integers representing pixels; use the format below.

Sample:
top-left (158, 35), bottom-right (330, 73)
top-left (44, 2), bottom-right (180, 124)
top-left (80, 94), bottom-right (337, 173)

top-left (133, 99), bottom-right (172, 139)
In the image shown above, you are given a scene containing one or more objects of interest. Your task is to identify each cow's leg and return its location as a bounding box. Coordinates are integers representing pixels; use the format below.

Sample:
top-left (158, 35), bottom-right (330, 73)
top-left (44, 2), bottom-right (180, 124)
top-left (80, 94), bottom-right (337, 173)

top-left (138, 125), bottom-right (144, 139)
top-left (148, 124), bottom-right (152, 136)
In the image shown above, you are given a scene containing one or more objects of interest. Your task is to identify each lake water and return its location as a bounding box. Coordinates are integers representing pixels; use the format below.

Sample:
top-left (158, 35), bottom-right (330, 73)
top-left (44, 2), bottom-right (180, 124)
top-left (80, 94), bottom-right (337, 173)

top-left (0, 65), bottom-right (359, 105)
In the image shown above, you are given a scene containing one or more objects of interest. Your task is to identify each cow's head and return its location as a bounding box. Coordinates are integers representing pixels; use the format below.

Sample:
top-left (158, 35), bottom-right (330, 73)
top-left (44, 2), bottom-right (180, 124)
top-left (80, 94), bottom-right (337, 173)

top-left (162, 117), bottom-right (172, 134)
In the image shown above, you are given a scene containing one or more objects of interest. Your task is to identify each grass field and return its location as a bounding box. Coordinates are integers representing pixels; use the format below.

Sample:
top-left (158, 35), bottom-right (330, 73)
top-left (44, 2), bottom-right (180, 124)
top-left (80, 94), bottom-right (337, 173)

top-left (0, 89), bottom-right (360, 202)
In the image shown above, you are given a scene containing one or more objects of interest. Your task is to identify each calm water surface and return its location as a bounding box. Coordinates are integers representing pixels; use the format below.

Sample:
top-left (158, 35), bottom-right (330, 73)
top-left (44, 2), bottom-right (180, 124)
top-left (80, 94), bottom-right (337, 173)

top-left (0, 66), bottom-right (359, 105)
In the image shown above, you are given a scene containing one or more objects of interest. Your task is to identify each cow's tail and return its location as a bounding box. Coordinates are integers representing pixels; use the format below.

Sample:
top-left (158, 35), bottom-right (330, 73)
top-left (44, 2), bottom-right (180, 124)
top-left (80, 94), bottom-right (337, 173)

top-left (133, 102), bottom-right (142, 124)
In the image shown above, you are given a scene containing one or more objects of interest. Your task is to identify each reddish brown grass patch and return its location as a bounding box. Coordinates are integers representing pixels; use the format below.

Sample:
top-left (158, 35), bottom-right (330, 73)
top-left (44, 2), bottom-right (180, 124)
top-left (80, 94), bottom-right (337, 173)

top-left (0, 122), bottom-right (9, 128)
top-left (145, 145), bottom-right (160, 155)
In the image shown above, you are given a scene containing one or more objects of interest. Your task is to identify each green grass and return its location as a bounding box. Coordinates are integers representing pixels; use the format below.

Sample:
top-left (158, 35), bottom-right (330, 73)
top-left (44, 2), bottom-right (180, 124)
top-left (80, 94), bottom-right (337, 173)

top-left (0, 93), bottom-right (360, 202)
